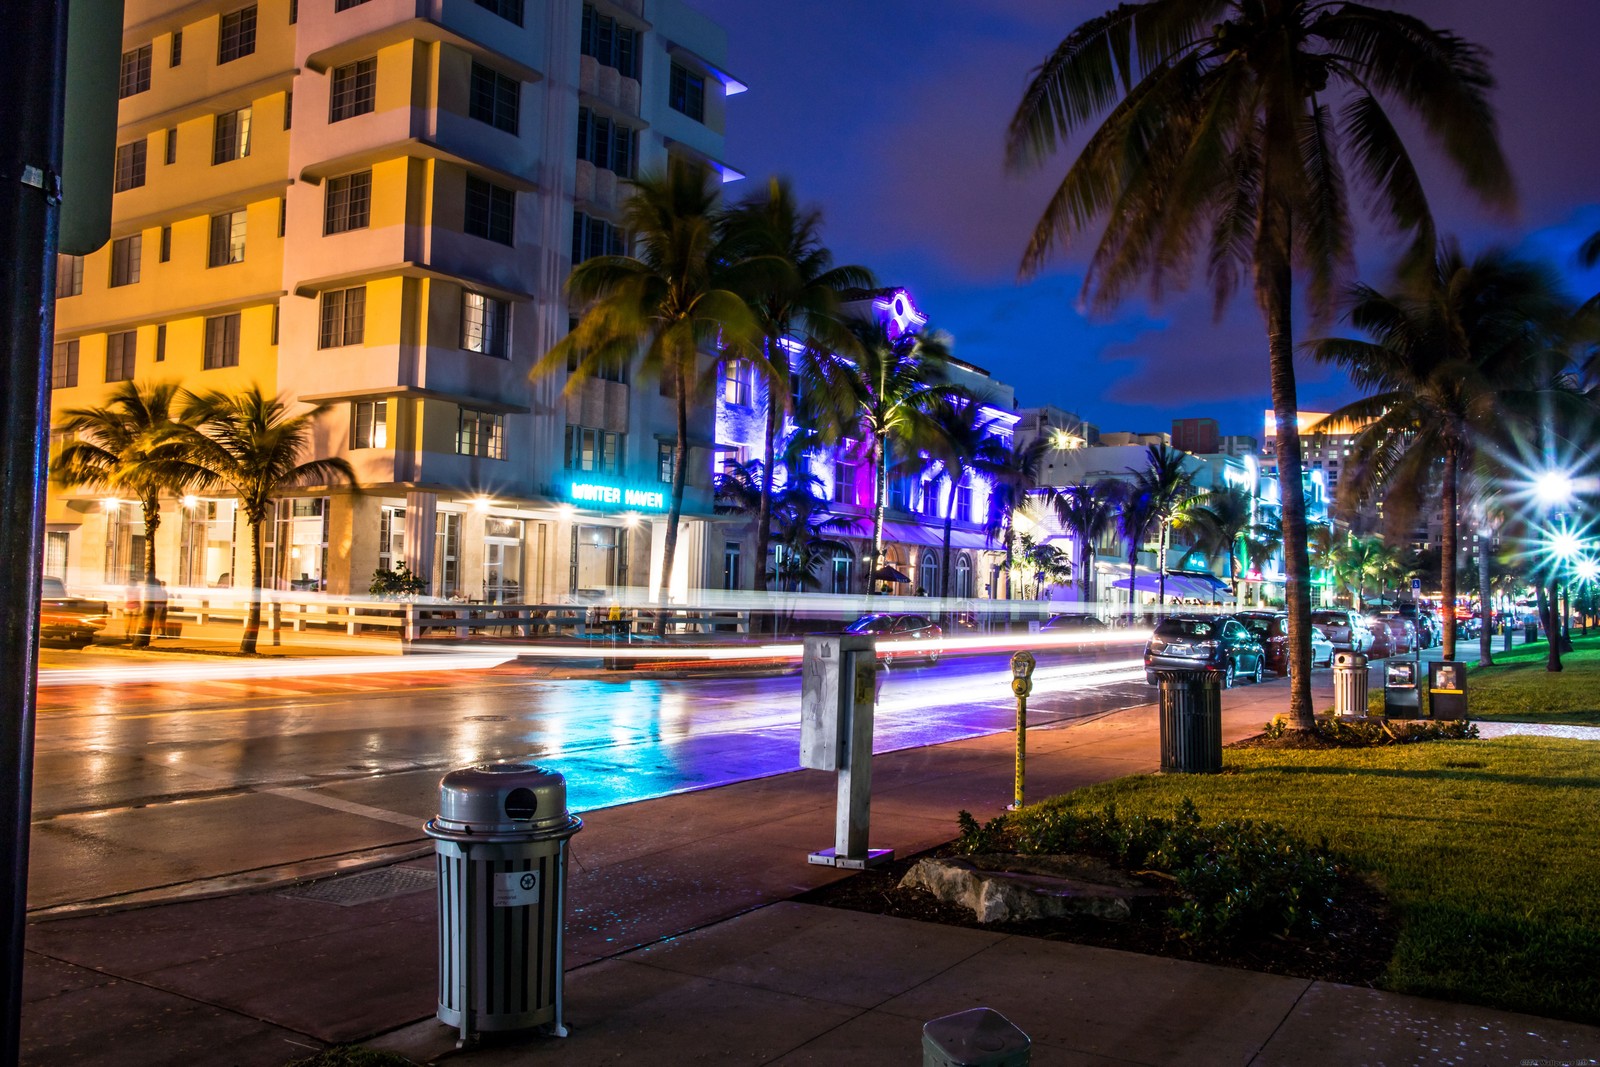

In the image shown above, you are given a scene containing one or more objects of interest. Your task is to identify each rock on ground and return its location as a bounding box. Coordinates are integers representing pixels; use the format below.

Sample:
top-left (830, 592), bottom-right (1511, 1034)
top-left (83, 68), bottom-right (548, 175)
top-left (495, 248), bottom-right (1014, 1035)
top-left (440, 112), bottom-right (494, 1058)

top-left (899, 854), bottom-right (1160, 923)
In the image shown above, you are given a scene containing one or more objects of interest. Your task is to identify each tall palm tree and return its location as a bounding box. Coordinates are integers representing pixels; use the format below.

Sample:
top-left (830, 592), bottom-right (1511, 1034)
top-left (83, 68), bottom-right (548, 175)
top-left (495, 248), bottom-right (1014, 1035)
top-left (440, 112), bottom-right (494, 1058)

top-left (542, 159), bottom-right (761, 615)
top-left (51, 381), bottom-right (203, 647)
top-left (720, 179), bottom-right (873, 593)
top-left (1117, 482), bottom-right (1161, 625)
top-left (1130, 444), bottom-right (1195, 606)
top-left (1054, 482), bottom-right (1119, 609)
top-left (808, 316), bottom-right (951, 593)
top-left (1186, 485), bottom-right (1254, 602)
top-left (920, 391), bottom-right (1007, 599)
top-left (1309, 243), bottom-right (1577, 658)
top-left (984, 437), bottom-right (1053, 601)
top-left (178, 387), bottom-right (355, 654)
top-left (1007, 0), bottom-right (1513, 727)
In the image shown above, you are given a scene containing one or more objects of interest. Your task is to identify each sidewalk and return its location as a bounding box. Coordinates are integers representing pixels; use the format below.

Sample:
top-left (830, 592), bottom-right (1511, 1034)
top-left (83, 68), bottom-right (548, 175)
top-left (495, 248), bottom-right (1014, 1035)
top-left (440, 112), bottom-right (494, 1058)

top-left (22, 679), bottom-right (1600, 1066)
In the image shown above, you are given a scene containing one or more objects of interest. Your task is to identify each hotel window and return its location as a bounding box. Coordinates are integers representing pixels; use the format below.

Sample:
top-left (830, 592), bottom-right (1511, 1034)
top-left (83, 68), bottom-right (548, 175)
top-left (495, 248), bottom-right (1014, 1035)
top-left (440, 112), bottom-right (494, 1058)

top-left (109, 234), bottom-right (142, 287)
top-left (377, 505), bottom-right (404, 571)
top-left (159, 225), bottom-right (171, 262)
top-left (434, 512), bottom-right (460, 597)
top-left (323, 171), bottom-right (371, 234)
top-left (318, 286), bottom-right (366, 348)
top-left (464, 176), bottom-right (514, 245)
top-left (289, 0), bottom-right (297, 23)
top-left (208, 209), bottom-right (246, 266)
top-left (955, 478), bottom-right (972, 523)
top-left (723, 542), bottom-right (741, 591)
top-left (570, 210), bottom-right (626, 264)
top-left (564, 425), bottom-right (622, 474)
top-left (657, 441), bottom-right (675, 484)
top-left (155, 324), bottom-right (166, 362)
top-left (457, 408), bottom-right (505, 459)
top-left (460, 291), bottom-right (508, 358)
top-left (203, 313), bottom-right (240, 368)
top-left (472, 0), bottom-right (523, 26)
top-left (170, 30), bottom-right (182, 66)
top-left (468, 62), bottom-right (519, 134)
top-left (334, 0), bottom-right (371, 9)
top-left (580, 4), bottom-right (637, 78)
top-left (351, 400), bottom-right (387, 449)
top-left (722, 360), bottom-right (751, 406)
top-left (113, 140), bottom-right (146, 192)
top-left (669, 62), bottom-right (705, 122)
top-left (270, 303), bottom-right (279, 344)
top-left (329, 58), bottom-right (376, 121)
top-left (164, 127), bottom-right (177, 165)
top-left (283, 90), bottom-right (293, 129)
top-left (119, 44), bottom-right (152, 97)
top-left (52, 341), bottom-right (79, 389)
top-left (833, 456), bottom-right (858, 505)
top-left (55, 254), bottom-right (83, 298)
top-left (212, 106), bottom-right (251, 163)
top-left (105, 331), bottom-right (136, 382)
top-left (576, 108), bottom-right (636, 177)
top-left (217, 5), bottom-right (256, 63)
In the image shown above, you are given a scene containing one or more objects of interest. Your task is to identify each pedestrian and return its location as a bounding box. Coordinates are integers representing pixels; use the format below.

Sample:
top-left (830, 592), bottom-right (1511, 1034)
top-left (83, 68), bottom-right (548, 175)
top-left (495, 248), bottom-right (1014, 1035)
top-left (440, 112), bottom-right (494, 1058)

top-left (123, 580), bottom-right (142, 639)
top-left (152, 579), bottom-right (171, 638)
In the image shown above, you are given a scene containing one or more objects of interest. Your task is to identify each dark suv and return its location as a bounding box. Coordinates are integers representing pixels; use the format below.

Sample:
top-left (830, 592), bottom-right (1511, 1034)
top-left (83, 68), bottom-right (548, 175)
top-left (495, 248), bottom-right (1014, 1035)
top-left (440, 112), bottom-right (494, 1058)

top-left (1143, 615), bottom-right (1265, 688)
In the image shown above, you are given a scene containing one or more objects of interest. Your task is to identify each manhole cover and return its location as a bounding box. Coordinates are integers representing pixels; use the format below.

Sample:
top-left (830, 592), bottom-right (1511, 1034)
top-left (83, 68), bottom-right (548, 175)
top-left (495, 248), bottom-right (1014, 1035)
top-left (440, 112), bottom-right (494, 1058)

top-left (465, 715), bottom-right (511, 722)
top-left (280, 866), bottom-right (436, 907)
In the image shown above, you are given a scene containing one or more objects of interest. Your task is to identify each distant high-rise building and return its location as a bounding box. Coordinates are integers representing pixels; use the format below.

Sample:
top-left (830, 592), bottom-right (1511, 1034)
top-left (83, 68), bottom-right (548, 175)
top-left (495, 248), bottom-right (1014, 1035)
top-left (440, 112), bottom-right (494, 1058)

top-left (1171, 417), bottom-right (1219, 455)
top-left (1216, 434), bottom-right (1258, 458)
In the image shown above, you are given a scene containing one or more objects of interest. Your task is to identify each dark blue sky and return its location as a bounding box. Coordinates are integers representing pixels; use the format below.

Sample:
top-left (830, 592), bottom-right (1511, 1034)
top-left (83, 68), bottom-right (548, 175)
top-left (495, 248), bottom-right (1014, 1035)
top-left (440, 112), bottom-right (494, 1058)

top-left (694, 0), bottom-right (1600, 439)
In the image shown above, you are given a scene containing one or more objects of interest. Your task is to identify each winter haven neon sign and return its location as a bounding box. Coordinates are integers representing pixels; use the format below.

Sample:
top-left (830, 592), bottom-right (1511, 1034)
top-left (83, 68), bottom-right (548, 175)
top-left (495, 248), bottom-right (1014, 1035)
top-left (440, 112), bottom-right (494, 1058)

top-left (873, 289), bottom-right (928, 339)
top-left (568, 480), bottom-right (668, 511)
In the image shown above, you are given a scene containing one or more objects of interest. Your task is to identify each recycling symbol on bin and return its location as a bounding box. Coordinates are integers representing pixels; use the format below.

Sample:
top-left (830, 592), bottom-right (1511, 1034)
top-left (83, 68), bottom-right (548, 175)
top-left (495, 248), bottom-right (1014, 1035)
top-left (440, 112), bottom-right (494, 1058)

top-left (520, 873), bottom-right (536, 892)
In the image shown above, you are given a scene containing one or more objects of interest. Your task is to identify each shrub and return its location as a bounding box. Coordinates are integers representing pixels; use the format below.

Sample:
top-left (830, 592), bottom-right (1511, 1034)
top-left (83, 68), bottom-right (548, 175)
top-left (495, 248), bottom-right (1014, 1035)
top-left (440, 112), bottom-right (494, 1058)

top-left (955, 799), bottom-right (1342, 945)
top-left (369, 563), bottom-right (426, 600)
top-left (1263, 713), bottom-right (1478, 745)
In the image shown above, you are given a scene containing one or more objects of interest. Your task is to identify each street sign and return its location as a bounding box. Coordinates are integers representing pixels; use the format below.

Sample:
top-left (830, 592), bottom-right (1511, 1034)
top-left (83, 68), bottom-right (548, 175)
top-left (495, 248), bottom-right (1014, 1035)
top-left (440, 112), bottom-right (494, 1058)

top-left (1411, 578), bottom-right (1422, 595)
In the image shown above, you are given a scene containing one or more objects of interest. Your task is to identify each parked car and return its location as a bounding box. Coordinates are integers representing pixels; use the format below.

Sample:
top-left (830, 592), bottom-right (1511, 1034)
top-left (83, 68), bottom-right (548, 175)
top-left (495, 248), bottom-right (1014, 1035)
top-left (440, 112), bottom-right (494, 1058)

top-left (1233, 611), bottom-right (1289, 675)
top-left (1395, 601), bottom-right (1440, 648)
top-left (1372, 612), bottom-right (1417, 656)
top-left (1310, 609), bottom-right (1375, 653)
top-left (1040, 613), bottom-right (1110, 649)
top-left (39, 576), bottom-right (109, 648)
top-left (844, 613), bottom-right (943, 664)
top-left (1143, 614), bottom-right (1266, 688)
top-left (1310, 625), bottom-right (1335, 667)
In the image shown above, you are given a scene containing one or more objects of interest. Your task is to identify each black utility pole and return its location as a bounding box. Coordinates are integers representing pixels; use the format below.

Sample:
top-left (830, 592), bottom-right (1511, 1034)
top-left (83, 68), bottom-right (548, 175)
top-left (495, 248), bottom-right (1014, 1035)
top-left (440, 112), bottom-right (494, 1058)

top-left (1, 0), bottom-right (67, 1061)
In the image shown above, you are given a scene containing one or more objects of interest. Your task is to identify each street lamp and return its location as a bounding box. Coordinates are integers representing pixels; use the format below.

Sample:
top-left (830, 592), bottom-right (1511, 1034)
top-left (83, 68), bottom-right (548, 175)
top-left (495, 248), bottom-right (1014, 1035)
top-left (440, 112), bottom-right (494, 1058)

top-left (1534, 469), bottom-right (1576, 509)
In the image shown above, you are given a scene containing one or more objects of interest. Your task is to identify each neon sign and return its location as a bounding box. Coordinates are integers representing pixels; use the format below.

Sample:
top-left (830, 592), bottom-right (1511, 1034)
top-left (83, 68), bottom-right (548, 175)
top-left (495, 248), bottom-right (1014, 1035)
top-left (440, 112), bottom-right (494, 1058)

top-left (873, 288), bottom-right (927, 339)
top-left (568, 481), bottom-right (667, 511)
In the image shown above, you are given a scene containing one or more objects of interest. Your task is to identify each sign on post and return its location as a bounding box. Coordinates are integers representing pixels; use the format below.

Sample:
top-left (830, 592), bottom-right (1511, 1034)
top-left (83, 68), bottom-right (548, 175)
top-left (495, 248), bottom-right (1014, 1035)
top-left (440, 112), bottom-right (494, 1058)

top-left (800, 634), bottom-right (891, 869)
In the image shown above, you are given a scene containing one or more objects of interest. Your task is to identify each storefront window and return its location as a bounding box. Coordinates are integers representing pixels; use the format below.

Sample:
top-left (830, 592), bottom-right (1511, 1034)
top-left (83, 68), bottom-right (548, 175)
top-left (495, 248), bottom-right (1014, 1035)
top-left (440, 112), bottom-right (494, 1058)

top-left (180, 499), bottom-right (238, 588)
top-left (723, 541), bottom-right (741, 590)
top-left (920, 550), bottom-right (938, 596)
top-left (483, 516), bottom-right (524, 603)
top-left (274, 498), bottom-right (329, 592)
top-left (830, 549), bottom-right (852, 596)
top-left (955, 553), bottom-right (972, 599)
top-left (377, 505), bottom-right (404, 571)
top-left (435, 511), bottom-right (460, 598)
top-left (570, 523), bottom-right (619, 594)
top-left (103, 509), bottom-right (144, 586)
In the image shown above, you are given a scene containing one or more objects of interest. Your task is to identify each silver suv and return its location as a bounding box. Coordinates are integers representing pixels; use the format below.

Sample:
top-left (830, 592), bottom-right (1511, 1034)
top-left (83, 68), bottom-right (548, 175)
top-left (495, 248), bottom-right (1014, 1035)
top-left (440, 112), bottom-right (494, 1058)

top-left (1310, 609), bottom-right (1375, 653)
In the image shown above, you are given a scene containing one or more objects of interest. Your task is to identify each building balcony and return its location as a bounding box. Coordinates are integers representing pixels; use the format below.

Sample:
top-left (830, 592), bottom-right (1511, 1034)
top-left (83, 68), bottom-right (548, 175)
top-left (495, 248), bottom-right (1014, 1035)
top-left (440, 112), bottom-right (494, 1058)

top-left (577, 55), bottom-right (640, 116)
top-left (296, 0), bottom-right (546, 84)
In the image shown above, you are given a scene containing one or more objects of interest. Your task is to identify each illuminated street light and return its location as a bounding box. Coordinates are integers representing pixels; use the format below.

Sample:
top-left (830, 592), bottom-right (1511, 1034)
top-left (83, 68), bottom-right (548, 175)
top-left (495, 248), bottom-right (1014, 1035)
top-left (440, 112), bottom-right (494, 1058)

top-left (1575, 558), bottom-right (1599, 583)
top-left (1533, 469), bottom-right (1575, 508)
top-left (181, 494), bottom-right (199, 509)
top-left (1549, 527), bottom-right (1584, 562)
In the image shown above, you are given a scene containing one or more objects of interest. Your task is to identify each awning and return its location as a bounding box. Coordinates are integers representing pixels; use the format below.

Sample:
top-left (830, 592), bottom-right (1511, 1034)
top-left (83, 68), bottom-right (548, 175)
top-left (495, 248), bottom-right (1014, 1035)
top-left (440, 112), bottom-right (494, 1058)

top-left (1111, 572), bottom-right (1234, 602)
top-left (835, 518), bottom-right (992, 552)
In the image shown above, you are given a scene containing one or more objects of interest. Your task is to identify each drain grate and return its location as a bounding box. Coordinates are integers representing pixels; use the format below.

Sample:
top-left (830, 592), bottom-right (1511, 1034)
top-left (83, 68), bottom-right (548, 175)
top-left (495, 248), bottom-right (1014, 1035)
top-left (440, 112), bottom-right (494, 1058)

top-left (280, 866), bottom-right (436, 907)
top-left (465, 715), bottom-right (511, 722)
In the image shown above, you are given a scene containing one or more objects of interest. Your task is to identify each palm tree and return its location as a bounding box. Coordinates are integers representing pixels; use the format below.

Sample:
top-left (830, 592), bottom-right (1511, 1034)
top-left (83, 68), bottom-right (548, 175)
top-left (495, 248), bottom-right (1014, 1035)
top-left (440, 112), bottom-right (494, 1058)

top-left (920, 391), bottom-right (1007, 599)
top-left (807, 316), bottom-right (951, 593)
top-left (1007, 1), bottom-right (1513, 727)
top-left (768, 481), bottom-right (851, 596)
top-left (1130, 444), bottom-right (1195, 606)
top-left (1054, 482), bottom-right (1119, 609)
top-left (1117, 482), bottom-right (1161, 625)
top-left (1309, 243), bottom-right (1577, 659)
top-left (51, 381), bottom-right (203, 647)
top-left (178, 387), bottom-right (355, 654)
top-left (1186, 485), bottom-right (1254, 602)
top-left (984, 437), bottom-right (1053, 600)
top-left (542, 159), bottom-right (761, 616)
top-left (720, 179), bottom-right (873, 594)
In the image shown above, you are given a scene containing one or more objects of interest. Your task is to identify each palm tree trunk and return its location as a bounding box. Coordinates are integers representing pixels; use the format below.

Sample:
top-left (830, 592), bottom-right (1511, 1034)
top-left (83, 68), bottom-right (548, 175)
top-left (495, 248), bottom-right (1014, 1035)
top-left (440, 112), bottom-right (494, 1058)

top-left (657, 368), bottom-right (691, 634)
top-left (1537, 582), bottom-right (1561, 672)
top-left (940, 474), bottom-right (956, 601)
top-left (752, 342), bottom-right (780, 598)
top-left (135, 494), bottom-right (161, 648)
top-left (242, 517), bottom-right (263, 654)
top-left (1080, 537), bottom-right (1092, 610)
top-left (1127, 550), bottom-right (1138, 627)
top-left (1478, 530), bottom-right (1494, 667)
top-left (868, 437), bottom-right (886, 595)
top-left (1002, 518), bottom-right (1014, 601)
top-left (1157, 522), bottom-right (1167, 607)
top-left (1440, 444), bottom-right (1459, 660)
top-left (1257, 215), bottom-right (1314, 728)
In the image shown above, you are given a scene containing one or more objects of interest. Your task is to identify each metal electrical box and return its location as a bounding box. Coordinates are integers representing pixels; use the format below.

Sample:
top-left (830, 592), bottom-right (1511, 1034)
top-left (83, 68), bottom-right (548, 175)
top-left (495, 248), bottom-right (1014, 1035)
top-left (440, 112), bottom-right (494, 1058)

top-left (1384, 660), bottom-right (1420, 719)
top-left (1428, 661), bottom-right (1468, 719)
top-left (800, 634), bottom-right (875, 771)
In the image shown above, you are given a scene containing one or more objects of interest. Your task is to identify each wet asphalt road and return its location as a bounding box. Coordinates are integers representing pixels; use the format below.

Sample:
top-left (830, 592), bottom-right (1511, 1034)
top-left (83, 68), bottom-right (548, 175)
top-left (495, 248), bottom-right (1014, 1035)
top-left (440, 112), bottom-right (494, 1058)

top-left (27, 645), bottom-right (1156, 909)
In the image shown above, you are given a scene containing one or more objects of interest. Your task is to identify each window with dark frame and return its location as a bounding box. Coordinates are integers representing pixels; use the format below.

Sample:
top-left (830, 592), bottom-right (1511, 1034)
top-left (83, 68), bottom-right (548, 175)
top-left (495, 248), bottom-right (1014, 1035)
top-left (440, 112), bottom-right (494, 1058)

top-left (170, 30), bottom-right (182, 66)
top-left (109, 235), bottom-right (142, 287)
top-left (212, 106), bottom-right (252, 163)
top-left (105, 331), bottom-right (137, 382)
top-left (570, 210), bottom-right (626, 264)
top-left (217, 6), bottom-right (257, 63)
top-left (472, 0), bottom-right (523, 26)
top-left (323, 171), bottom-right (371, 234)
top-left (563, 425), bottom-right (622, 474)
top-left (318, 287), bottom-right (366, 348)
top-left (579, 4), bottom-right (638, 78)
top-left (208, 209), bottom-right (246, 266)
top-left (334, 0), bottom-right (371, 9)
top-left (657, 441), bottom-right (675, 484)
top-left (457, 408), bottom-right (505, 459)
top-left (55, 254), bottom-right (83, 298)
top-left (351, 400), bottom-right (387, 449)
top-left (113, 140), bottom-right (147, 192)
top-left (283, 90), bottom-right (293, 129)
top-left (669, 62), bottom-right (705, 122)
top-left (155, 323), bottom-right (167, 362)
top-left (164, 127), bottom-right (177, 165)
top-left (576, 107), bottom-right (636, 177)
top-left (460, 291), bottom-right (508, 358)
top-left (464, 176), bottom-right (514, 244)
top-left (203, 313), bottom-right (241, 368)
top-left (159, 224), bottom-right (171, 262)
top-left (120, 44), bottom-right (152, 98)
top-left (53, 340), bottom-right (79, 389)
top-left (468, 62), bottom-right (520, 134)
top-left (329, 58), bottom-right (377, 121)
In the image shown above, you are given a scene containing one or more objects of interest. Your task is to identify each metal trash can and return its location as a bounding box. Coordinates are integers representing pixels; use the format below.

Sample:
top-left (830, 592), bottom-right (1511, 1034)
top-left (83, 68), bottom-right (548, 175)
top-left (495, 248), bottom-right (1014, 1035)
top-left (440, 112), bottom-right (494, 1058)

top-left (923, 1007), bottom-right (1030, 1067)
top-left (1155, 668), bottom-right (1223, 773)
top-left (1524, 619), bottom-right (1539, 645)
top-left (1332, 650), bottom-right (1369, 718)
top-left (426, 763), bottom-right (583, 1046)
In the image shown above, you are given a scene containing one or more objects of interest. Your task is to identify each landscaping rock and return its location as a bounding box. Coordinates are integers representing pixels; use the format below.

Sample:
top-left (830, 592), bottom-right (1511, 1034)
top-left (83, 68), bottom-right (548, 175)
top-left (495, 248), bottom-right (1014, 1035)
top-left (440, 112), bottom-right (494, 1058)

top-left (899, 854), bottom-right (1160, 923)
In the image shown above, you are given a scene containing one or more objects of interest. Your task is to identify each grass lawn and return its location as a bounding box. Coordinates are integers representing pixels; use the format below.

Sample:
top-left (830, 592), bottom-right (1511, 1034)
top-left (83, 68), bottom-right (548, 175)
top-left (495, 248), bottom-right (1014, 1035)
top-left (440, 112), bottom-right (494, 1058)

top-left (1466, 634), bottom-right (1600, 724)
top-left (1031, 736), bottom-right (1600, 1023)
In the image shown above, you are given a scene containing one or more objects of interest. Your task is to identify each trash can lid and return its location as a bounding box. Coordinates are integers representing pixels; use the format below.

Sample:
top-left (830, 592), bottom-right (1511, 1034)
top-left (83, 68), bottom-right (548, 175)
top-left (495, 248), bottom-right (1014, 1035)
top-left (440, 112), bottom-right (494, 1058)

top-left (923, 1007), bottom-right (1030, 1063)
top-left (435, 762), bottom-right (571, 834)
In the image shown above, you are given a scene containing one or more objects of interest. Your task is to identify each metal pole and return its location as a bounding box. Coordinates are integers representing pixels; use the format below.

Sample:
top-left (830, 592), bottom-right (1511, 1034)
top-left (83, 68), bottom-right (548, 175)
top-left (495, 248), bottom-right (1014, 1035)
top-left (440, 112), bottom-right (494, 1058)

top-left (1011, 688), bottom-right (1027, 810)
top-left (1, 0), bottom-right (66, 1059)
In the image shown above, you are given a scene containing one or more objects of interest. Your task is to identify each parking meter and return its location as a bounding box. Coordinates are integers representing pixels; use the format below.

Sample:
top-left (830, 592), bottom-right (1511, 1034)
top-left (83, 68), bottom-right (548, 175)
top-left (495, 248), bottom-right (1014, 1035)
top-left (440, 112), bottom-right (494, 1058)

top-left (1011, 650), bottom-right (1036, 698)
top-left (1008, 651), bottom-right (1037, 810)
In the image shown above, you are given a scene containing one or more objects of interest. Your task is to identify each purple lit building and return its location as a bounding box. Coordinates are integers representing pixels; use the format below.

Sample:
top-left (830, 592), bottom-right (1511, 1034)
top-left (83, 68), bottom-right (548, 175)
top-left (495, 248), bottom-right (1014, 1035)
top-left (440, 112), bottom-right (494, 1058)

top-left (712, 288), bottom-right (1019, 598)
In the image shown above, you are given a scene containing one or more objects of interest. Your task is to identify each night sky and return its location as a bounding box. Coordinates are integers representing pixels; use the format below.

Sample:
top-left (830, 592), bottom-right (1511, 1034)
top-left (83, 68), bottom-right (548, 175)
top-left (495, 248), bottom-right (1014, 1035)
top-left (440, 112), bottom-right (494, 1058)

top-left (692, 0), bottom-right (1600, 439)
